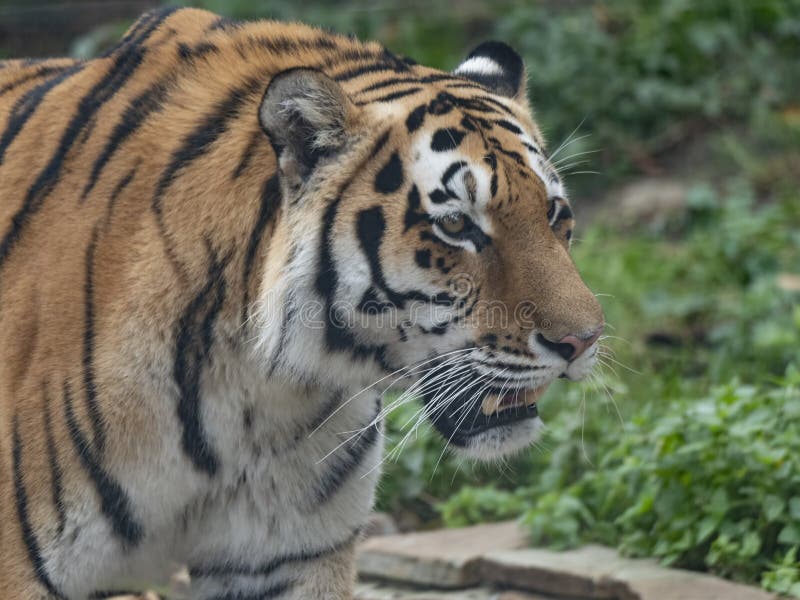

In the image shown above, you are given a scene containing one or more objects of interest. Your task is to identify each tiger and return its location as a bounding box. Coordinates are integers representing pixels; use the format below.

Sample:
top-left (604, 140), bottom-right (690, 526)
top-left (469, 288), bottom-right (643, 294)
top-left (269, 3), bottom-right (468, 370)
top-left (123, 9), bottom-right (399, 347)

top-left (0, 7), bottom-right (605, 599)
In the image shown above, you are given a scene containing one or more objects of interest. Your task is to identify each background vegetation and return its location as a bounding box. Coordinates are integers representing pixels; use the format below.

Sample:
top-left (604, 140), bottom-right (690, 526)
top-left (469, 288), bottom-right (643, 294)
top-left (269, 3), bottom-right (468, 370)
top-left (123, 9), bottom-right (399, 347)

top-left (2, 0), bottom-right (798, 595)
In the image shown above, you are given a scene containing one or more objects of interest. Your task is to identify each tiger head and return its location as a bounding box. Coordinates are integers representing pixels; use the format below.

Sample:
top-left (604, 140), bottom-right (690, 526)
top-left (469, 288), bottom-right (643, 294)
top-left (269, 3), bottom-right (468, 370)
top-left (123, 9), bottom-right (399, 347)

top-left (256, 42), bottom-right (604, 459)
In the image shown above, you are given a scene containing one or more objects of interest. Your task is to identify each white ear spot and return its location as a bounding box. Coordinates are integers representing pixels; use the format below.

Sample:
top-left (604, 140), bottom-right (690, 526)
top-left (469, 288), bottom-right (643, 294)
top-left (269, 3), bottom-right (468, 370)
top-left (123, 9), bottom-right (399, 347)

top-left (454, 56), bottom-right (505, 78)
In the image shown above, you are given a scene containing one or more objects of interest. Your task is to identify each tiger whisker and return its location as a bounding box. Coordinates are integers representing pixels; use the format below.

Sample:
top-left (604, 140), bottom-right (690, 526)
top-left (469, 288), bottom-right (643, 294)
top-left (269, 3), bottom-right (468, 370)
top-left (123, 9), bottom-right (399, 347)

top-left (548, 120), bottom-right (588, 161)
top-left (551, 147), bottom-right (600, 167)
top-left (310, 346), bottom-right (479, 436)
top-left (597, 352), bottom-right (640, 375)
top-left (430, 369), bottom-right (507, 479)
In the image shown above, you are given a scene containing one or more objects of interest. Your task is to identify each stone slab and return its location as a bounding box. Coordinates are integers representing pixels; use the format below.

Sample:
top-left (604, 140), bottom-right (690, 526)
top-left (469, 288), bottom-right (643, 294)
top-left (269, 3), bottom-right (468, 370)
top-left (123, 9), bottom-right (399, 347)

top-left (479, 544), bottom-right (778, 600)
top-left (478, 546), bottom-right (623, 598)
top-left (610, 563), bottom-right (778, 600)
top-left (358, 521), bottom-right (528, 588)
top-left (356, 583), bottom-right (555, 600)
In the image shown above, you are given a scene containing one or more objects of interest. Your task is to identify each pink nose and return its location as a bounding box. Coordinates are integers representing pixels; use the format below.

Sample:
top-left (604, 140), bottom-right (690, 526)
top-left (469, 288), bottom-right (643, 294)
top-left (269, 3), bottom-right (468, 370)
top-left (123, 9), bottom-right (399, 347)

top-left (537, 326), bottom-right (603, 362)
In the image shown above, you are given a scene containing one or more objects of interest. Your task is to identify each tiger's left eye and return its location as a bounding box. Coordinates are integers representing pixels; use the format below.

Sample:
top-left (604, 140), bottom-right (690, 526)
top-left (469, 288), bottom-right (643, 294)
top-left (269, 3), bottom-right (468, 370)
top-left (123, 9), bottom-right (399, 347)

top-left (440, 213), bottom-right (466, 236)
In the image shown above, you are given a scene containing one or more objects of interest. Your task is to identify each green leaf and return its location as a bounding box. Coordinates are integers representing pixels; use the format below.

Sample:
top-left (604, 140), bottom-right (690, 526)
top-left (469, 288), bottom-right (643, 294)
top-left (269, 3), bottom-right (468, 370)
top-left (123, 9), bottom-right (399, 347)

top-left (789, 498), bottom-right (800, 521)
top-left (765, 495), bottom-right (786, 522)
top-left (779, 524), bottom-right (800, 546)
top-left (741, 532), bottom-right (762, 558)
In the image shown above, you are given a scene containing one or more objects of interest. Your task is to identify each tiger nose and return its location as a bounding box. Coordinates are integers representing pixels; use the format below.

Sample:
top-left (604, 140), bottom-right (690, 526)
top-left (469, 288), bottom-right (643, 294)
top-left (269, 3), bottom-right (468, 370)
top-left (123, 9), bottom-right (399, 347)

top-left (536, 326), bottom-right (603, 362)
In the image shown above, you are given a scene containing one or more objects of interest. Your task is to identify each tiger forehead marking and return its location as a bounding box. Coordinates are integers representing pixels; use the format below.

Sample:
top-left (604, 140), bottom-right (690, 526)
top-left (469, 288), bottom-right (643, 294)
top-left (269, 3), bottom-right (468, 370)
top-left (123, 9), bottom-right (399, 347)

top-left (369, 88), bottom-right (570, 258)
top-left (0, 8), bottom-right (603, 598)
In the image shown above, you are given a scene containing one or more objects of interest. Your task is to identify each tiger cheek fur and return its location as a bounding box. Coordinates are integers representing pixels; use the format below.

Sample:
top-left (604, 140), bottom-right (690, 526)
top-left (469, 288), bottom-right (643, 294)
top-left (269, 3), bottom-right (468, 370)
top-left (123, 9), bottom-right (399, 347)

top-left (0, 7), bottom-right (602, 599)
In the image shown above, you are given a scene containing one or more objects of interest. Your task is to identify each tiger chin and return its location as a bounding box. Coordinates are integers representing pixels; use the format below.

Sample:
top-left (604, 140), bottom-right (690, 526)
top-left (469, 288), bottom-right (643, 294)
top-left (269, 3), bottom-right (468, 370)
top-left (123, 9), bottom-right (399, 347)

top-left (0, 7), bottom-right (603, 600)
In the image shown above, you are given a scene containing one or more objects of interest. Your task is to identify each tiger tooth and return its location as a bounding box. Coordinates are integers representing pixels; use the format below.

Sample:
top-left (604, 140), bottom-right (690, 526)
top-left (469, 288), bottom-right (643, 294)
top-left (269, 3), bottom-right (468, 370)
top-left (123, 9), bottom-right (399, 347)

top-left (481, 392), bottom-right (502, 415)
top-left (523, 384), bottom-right (549, 407)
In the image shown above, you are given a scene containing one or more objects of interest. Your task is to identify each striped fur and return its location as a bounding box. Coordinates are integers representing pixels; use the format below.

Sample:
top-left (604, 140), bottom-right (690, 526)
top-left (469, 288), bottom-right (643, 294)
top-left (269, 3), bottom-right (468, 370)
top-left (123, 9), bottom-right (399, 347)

top-left (0, 8), bottom-right (603, 598)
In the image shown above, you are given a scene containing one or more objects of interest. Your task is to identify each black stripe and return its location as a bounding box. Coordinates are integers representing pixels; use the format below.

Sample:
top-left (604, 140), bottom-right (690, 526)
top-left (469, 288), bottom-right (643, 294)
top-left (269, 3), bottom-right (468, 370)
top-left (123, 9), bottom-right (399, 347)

top-left (83, 226), bottom-right (105, 454)
top-left (356, 206), bottom-right (454, 309)
top-left (64, 382), bottom-right (144, 547)
top-left (474, 94), bottom-right (516, 117)
top-left (495, 119), bottom-right (522, 134)
top-left (315, 131), bottom-right (393, 363)
top-left (0, 64), bottom-right (83, 166)
top-left (178, 41), bottom-right (220, 62)
top-left (0, 9), bottom-right (174, 272)
top-left (153, 77), bottom-right (261, 208)
top-left (174, 242), bottom-right (230, 476)
top-left (205, 581), bottom-right (293, 600)
top-left (316, 47), bottom-right (383, 71)
top-left (405, 104), bottom-right (426, 133)
top-left (37, 17), bottom-right (155, 180)
top-left (356, 73), bottom-right (465, 95)
top-left (83, 78), bottom-right (171, 199)
top-left (102, 10), bottom-right (154, 56)
top-left (241, 175), bottom-right (281, 322)
top-left (356, 76), bottom-right (418, 94)
top-left (444, 81), bottom-right (493, 92)
top-left (42, 385), bottom-right (68, 537)
top-left (89, 590), bottom-right (142, 600)
top-left (249, 34), bottom-right (339, 55)
top-left (356, 86), bottom-right (422, 105)
top-left (266, 291), bottom-right (296, 378)
top-left (152, 77), bottom-right (262, 275)
top-left (12, 416), bottom-right (67, 599)
top-left (441, 160), bottom-right (469, 188)
top-left (208, 16), bottom-right (241, 31)
top-left (309, 399), bottom-right (381, 506)
top-left (190, 529), bottom-right (360, 578)
top-left (403, 185), bottom-right (426, 232)
top-left (232, 128), bottom-right (263, 180)
top-left (0, 64), bottom-right (68, 99)
top-left (490, 137), bottom-right (526, 167)
top-left (104, 165), bottom-right (138, 227)
top-left (333, 59), bottom-right (407, 83)
top-left (101, 7), bottom-right (176, 57)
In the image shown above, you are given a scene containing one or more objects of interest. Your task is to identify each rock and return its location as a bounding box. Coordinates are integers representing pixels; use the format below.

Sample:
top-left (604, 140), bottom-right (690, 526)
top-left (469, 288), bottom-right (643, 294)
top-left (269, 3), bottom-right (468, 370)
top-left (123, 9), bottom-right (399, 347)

top-left (615, 179), bottom-right (689, 227)
top-left (356, 583), bottom-right (494, 599)
top-left (479, 544), bottom-right (778, 600)
top-left (358, 521), bottom-right (528, 588)
top-left (478, 545), bottom-right (623, 598)
top-left (777, 273), bottom-right (800, 292)
top-left (355, 583), bottom-right (554, 600)
top-left (610, 562), bottom-right (779, 600)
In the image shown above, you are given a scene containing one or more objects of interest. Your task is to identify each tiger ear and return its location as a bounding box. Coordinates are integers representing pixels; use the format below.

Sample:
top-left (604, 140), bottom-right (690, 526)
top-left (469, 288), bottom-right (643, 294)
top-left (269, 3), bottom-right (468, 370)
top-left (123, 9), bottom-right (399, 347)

top-left (453, 41), bottom-right (527, 102)
top-left (259, 68), bottom-right (354, 183)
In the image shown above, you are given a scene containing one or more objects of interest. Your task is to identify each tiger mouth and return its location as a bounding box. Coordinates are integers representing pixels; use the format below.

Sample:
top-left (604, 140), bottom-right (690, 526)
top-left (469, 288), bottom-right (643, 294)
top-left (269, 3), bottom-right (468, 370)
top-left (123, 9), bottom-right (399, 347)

top-left (421, 380), bottom-right (548, 446)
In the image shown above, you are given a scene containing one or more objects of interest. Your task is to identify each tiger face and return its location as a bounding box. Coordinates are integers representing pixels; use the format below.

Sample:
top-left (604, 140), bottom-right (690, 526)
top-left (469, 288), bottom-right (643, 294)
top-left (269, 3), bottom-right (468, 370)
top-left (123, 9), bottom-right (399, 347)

top-left (258, 43), bottom-right (604, 460)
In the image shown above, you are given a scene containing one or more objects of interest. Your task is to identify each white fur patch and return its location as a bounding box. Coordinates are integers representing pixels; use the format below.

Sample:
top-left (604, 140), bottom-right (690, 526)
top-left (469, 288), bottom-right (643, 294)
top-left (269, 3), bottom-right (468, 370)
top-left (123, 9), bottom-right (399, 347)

top-left (454, 56), bottom-right (505, 77)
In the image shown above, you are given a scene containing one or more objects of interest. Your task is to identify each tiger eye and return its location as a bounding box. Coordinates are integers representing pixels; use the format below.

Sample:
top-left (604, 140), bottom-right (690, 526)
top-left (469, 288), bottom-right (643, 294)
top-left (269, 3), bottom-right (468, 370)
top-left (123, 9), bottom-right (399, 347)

top-left (441, 214), bottom-right (466, 236)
